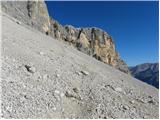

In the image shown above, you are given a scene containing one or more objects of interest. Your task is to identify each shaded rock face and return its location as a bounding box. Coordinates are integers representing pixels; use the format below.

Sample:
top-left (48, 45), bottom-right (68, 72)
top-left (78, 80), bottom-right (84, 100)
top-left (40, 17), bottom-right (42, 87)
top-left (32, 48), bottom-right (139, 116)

top-left (129, 63), bottom-right (159, 88)
top-left (1, 0), bottom-right (50, 34)
top-left (1, 0), bottom-right (129, 74)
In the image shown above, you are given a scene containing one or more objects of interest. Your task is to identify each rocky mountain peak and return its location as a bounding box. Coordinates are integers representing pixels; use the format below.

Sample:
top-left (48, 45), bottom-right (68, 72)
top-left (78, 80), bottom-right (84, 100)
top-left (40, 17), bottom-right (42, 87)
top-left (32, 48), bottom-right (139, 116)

top-left (130, 63), bottom-right (159, 88)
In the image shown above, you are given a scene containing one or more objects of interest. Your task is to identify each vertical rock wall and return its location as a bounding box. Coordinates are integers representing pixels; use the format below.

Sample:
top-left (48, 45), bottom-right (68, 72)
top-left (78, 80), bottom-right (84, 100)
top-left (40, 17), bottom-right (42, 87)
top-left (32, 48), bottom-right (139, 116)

top-left (1, 0), bottom-right (50, 34)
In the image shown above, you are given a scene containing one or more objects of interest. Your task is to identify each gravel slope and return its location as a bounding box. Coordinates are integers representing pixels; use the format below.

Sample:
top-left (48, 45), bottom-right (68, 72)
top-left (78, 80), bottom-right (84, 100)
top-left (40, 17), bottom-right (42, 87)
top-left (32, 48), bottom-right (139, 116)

top-left (1, 13), bottom-right (159, 119)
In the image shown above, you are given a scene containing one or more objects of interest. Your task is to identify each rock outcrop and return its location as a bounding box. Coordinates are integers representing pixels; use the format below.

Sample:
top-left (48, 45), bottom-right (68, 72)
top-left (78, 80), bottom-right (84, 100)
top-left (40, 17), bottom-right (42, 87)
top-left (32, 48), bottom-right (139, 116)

top-left (1, 0), bottom-right (130, 74)
top-left (1, 0), bottom-right (50, 34)
top-left (63, 26), bottom-right (129, 73)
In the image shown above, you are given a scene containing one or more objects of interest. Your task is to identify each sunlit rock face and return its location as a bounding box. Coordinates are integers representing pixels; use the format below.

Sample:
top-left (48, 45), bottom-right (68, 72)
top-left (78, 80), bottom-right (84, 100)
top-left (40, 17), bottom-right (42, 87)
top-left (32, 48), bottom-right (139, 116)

top-left (54, 26), bottom-right (130, 74)
top-left (1, 0), bottom-right (130, 74)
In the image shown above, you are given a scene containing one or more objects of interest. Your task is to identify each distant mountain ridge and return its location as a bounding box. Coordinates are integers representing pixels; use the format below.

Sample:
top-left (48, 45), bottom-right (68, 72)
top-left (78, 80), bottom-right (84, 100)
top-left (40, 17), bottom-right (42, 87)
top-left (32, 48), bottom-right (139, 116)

top-left (129, 63), bottom-right (159, 88)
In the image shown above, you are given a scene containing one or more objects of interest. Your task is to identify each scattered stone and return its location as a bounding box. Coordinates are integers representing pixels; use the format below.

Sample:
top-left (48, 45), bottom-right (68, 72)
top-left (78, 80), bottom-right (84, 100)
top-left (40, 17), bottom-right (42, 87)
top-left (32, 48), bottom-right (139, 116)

top-left (122, 105), bottom-right (129, 110)
top-left (54, 90), bottom-right (60, 94)
top-left (65, 90), bottom-right (81, 100)
top-left (57, 96), bottom-right (61, 101)
top-left (105, 84), bottom-right (115, 90)
top-left (50, 49), bottom-right (54, 52)
top-left (148, 95), bottom-right (152, 99)
top-left (103, 116), bottom-right (108, 119)
top-left (81, 70), bottom-right (89, 75)
top-left (43, 74), bottom-right (48, 80)
top-left (53, 107), bottom-right (56, 111)
top-left (65, 91), bottom-right (74, 98)
top-left (143, 116), bottom-right (148, 119)
top-left (5, 56), bottom-right (8, 60)
top-left (56, 74), bottom-right (60, 78)
top-left (115, 87), bottom-right (122, 92)
top-left (12, 58), bottom-right (16, 62)
top-left (9, 81), bottom-right (14, 84)
top-left (16, 21), bottom-right (21, 24)
top-left (60, 92), bottom-right (65, 97)
top-left (120, 79), bottom-right (124, 82)
top-left (148, 99), bottom-right (155, 104)
top-left (130, 100), bottom-right (135, 104)
top-left (39, 51), bottom-right (44, 55)
top-left (24, 95), bottom-right (29, 99)
top-left (128, 89), bottom-right (133, 95)
top-left (75, 71), bottom-right (82, 76)
top-left (25, 65), bottom-right (36, 73)
top-left (73, 87), bottom-right (79, 93)
top-left (136, 98), bottom-right (146, 103)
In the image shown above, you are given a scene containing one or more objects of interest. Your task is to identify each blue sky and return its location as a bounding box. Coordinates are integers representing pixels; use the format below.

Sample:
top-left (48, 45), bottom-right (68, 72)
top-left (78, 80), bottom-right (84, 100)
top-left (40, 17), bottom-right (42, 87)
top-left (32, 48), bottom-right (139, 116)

top-left (45, 1), bottom-right (159, 66)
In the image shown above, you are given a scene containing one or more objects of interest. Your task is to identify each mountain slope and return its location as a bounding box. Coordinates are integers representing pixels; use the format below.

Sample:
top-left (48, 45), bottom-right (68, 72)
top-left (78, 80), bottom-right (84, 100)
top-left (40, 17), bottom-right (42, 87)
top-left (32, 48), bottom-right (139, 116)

top-left (1, 0), bottom-right (129, 74)
top-left (1, 12), bottom-right (159, 119)
top-left (129, 63), bottom-right (159, 88)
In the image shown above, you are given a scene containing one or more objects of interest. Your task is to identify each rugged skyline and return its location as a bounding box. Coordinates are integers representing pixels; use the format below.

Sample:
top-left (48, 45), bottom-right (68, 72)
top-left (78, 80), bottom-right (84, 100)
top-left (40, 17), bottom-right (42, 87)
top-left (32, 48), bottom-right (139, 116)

top-left (45, 1), bottom-right (159, 66)
top-left (1, 0), bottom-right (130, 74)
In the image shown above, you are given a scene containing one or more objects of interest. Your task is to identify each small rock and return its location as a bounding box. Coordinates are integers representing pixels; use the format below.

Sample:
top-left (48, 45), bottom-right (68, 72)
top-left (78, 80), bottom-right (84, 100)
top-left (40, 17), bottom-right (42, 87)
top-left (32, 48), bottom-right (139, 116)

top-left (39, 52), bottom-right (44, 55)
top-left (128, 89), bottom-right (133, 95)
top-left (56, 74), bottom-right (60, 78)
top-left (148, 95), bottom-right (152, 99)
top-left (5, 56), bottom-right (8, 60)
top-left (73, 87), bottom-right (79, 93)
top-left (123, 105), bottom-right (129, 110)
top-left (130, 100), bottom-right (135, 104)
top-left (148, 99), bottom-right (155, 104)
top-left (24, 95), bottom-right (29, 99)
top-left (65, 91), bottom-right (74, 98)
top-left (50, 49), bottom-right (54, 52)
top-left (54, 90), bottom-right (60, 94)
top-left (12, 58), bottom-right (16, 62)
top-left (43, 74), bottom-right (48, 80)
top-left (136, 98), bottom-right (146, 103)
top-left (81, 70), bottom-right (89, 75)
top-left (57, 96), bottom-right (61, 101)
top-left (16, 21), bottom-right (21, 24)
top-left (53, 107), bottom-right (56, 111)
top-left (115, 87), bottom-right (122, 92)
top-left (60, 92), bottom-right (65, 97)
top-left (103, 116), bottom-right (108, 119)
top-left (75, 71), bottom-right (81, 75)
top-left (9, 81), bottom-right (14, 84)
top-left (25, 65), bottom-right (36, 73)
top-left (143, 116), bottom-right (148, 119)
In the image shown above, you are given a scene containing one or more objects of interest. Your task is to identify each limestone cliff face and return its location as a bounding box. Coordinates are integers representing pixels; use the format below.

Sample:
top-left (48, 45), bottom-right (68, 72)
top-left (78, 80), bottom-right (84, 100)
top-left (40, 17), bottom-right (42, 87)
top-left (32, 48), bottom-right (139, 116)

top-left (1, 0), bottom-right (50, 34)
top-left (50, 24), bottom-right (130, 73)
top-left (1, 0), bottom-right (130, 74)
